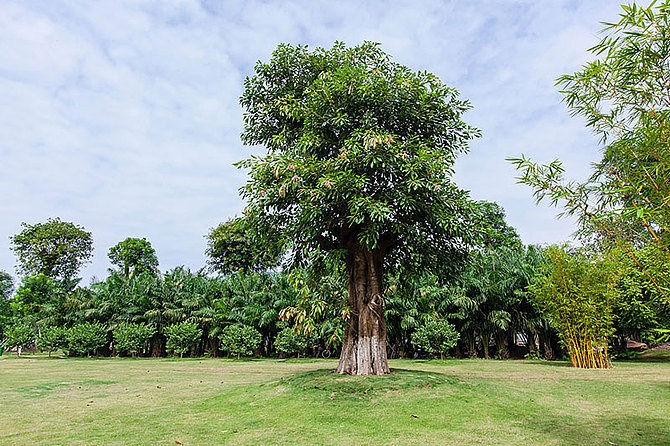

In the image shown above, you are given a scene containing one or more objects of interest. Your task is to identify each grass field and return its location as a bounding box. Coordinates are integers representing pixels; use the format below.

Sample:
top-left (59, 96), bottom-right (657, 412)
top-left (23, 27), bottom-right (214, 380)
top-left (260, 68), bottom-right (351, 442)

top-left (1, 354), bottom-right (668, 445)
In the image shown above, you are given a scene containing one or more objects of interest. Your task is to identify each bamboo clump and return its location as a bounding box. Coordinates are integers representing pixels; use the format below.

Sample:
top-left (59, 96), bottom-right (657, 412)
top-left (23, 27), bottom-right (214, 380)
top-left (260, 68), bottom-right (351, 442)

top-left (530, 246), bottom-right (619, 369)
top-left (564, 328), bottom-right (611, 369)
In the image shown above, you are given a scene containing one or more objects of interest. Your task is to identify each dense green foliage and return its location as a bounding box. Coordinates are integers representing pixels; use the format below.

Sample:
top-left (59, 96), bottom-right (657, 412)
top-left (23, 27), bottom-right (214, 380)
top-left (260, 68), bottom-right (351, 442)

top-left (65, 322), bottom-right (107, 357)
top-left (4, 240), bottom-right (659, 361)
top-left (219, 324), bottom-right (262, 359)
top-left (0, 271), bottom-right (13, 335)
top-left (113, 323), bottom-right (155, 356)
top-left (274, 327), bottom-right (310, 358)
top-left (614, 247), bottom-right (670, 346)
top-left (411, 319), bottom-right (459, 359)
top-left (12, 274), bottom-right (63, 328)
top-left (2, 214), bottom-right (662, 364)
top-left (239, 40), bottom-right (487, 374)
top-left (206, 218), bottom-right (278, 275)
top-left (10, 218), bottom-right (93, 282)
top-left (238, 41), bottom-right (480, 264)
top-left (165, 322), bottom-right (202, 357)
top-left (3, 323), bottom-right (34, 355)
top-left (108, 238), bottom-right (159, 277)
top-left (38, 326), bottom-right (68, 356)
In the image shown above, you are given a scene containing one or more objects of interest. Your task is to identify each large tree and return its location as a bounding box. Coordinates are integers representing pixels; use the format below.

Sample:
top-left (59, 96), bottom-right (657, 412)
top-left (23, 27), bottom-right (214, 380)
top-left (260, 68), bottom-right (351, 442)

top-left (10, 218), bottom-right (93, 282)
top-left (238, 42), bottom-right (479, 375)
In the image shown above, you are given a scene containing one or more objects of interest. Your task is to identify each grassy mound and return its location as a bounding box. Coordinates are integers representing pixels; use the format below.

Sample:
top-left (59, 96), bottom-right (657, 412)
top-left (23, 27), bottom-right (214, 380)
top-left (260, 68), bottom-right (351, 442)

top-left (281, 368), bottom-right (458, 398)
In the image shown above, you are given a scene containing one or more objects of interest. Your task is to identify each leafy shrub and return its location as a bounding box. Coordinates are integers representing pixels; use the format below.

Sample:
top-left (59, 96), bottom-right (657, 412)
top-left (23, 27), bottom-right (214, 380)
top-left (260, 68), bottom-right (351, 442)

top-left (164, 322), bottom-right (202, 358)
top-left (275, 327), bottom-right (309, 358)
top-left (3, 324), bottom-right (35, 356)
top-left (524, 351), bottom-right (544, 361)
top-left (113, 323), bottom-right (155, 356)
top-left (39, 326), bottom-right (68, 356)
top-left (613, 350), bottom-right (640, 360)
top-left (411, 319), bottom-right (460, 360)
top-left (66, 322), bottom-right (107, 357)
top-left (645, 328), bottom-right (670, 346)
top-left (219, 324), bottom-right (261, 359)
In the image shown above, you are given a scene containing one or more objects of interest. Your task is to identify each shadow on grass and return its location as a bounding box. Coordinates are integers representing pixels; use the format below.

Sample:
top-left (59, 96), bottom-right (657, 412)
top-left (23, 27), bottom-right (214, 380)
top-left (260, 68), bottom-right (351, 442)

top-left (636, 351), bottom-right (670, 362)
top-left (522, 360), bottom-right (574, 368)
top-left (14, 379), bottom-right (117, 398)
top-left (516, 403), bottom-right (670, 445)
top-left (280, 368), bottom-right (460, 399)
top-left (277, 357), bottom-right (336, 364)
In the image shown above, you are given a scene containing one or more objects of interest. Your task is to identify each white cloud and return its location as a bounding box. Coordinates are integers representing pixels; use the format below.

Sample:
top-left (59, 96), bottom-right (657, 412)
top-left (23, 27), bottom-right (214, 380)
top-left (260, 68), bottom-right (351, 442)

top-left (0, 0), bottom-right (626, 280)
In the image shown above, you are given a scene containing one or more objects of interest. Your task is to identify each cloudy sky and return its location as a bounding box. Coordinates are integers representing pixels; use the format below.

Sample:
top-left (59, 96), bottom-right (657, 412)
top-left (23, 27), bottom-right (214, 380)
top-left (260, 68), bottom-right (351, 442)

top-left (0, 0), bottom-right (625, 281)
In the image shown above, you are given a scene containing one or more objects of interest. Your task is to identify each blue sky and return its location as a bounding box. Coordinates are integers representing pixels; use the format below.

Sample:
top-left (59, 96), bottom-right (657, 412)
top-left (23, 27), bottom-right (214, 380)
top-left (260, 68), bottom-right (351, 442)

top-left (0, 0), bottom-right (625, 281)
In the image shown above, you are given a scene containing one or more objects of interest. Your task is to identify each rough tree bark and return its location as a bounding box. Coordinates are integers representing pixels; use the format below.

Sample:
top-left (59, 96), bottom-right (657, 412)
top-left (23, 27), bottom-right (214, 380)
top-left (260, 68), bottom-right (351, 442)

top-left (336, 244), bottom-right (390, 375)
top-left (150, 333), bottom-right (164, 357)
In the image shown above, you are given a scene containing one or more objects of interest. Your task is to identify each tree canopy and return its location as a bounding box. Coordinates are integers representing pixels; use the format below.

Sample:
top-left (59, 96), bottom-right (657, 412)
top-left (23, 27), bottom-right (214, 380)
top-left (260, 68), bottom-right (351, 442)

top-left (108, 237), bottom-right (159, 277)
top-left (239, 42), bottom-right (480, 266)
top-left (205, 218), bottom-right (278, 275)
top-left (238, 41), bottom-right (480, 374)
top-left (0, 271), bottom-right (12, 300)
top-left (10, 218), bottom-right (93, 282)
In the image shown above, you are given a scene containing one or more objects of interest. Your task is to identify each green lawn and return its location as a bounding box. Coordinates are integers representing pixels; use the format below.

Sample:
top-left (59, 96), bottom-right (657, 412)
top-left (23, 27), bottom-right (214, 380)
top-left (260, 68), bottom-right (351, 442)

top-left (1, 355), bottom-right (668, 445)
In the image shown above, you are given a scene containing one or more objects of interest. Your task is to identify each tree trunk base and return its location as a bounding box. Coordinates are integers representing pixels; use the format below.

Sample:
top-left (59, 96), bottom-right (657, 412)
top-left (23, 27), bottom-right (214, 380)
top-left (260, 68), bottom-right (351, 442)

top-left (337, 242), bottom-right (391, 375)
top-left (337, 335), bottom-right (390, 375)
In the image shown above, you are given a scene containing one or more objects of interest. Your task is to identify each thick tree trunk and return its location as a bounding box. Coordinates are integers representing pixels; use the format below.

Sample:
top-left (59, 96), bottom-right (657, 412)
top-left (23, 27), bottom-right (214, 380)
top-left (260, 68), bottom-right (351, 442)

top-left (481, 332), bottom-right (490, 359)
top-left (495, 332), bottom-right (510, 359)
top-left (526, 332), bottom-right (539, 356)
top-left (150, 332), bottom-right (164, 357)
top-left (337, 246), bottom-right (390, 375)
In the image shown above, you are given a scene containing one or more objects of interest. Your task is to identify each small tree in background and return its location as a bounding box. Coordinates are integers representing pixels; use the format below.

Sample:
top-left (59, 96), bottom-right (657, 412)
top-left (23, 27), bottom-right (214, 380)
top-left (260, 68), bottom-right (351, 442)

top-left (66, 322), bottom-right (107, 357)
top-left (274, 327), bottom-right (310, 358)
top-left (113, 323), bottom-right (155, 357)
top-left (411, 319), bottom-right (460, 360)
top-left (3, 324), bottom-right (35, 356)
top-left (12, 274), bottom-right (61, 329)
top-left (206, 218), bottom-right (279, 275)
top-left (108, 238), bottom-right (159, 277)
top-left (529, 246), bottom-right (620, 368)
top-left (38, 326), bottom-right (68, 357)
top-left (10, 218), bottom-right (93, 282)
top-left (164, 322), bottom-right (202, 358)
top-left (219, 324), bottom-right (262, 359)
top-left (0, 271), bottom-right (13, 336)
top-left (0, 271), bottom-right (12, 298)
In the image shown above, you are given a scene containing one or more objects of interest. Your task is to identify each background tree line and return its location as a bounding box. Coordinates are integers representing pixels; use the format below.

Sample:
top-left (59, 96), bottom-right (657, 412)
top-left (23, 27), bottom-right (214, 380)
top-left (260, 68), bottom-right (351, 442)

top-left (1, 209), bottom-right (667, 361)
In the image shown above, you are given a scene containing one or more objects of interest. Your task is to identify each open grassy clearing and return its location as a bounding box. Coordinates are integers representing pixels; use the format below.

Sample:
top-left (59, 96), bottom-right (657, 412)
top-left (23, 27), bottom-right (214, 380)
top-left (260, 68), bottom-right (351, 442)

top-left (0, 355), bottom-right (668, 445)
